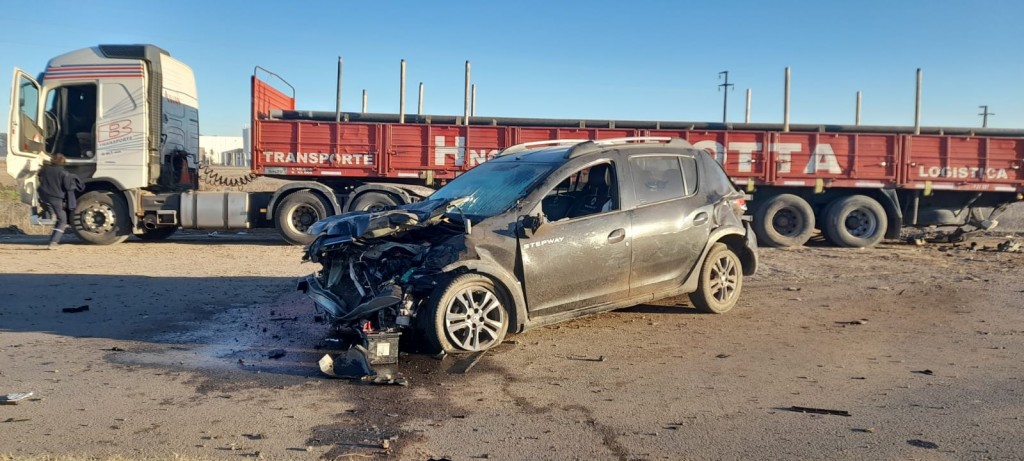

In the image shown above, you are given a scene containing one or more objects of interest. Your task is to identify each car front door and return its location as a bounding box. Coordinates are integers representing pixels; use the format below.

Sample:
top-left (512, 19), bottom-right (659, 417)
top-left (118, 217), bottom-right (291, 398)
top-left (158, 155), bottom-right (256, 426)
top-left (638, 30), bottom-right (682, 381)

top-left (628, 154), bottom-right (711, 295)
top-left (518, 160), bottom-right (632, 316)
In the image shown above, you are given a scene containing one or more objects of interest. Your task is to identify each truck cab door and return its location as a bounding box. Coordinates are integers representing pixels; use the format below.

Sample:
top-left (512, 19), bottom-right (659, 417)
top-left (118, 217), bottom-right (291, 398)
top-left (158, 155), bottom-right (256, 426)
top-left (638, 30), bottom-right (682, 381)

top-left (6, 69), bottom-right (46, 208)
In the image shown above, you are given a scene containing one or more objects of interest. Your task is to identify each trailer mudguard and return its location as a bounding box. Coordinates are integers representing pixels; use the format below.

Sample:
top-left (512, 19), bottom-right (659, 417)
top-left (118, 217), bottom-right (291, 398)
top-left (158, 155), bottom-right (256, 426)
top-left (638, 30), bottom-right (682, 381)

top-left (266, 182), bottom-right (342, 219)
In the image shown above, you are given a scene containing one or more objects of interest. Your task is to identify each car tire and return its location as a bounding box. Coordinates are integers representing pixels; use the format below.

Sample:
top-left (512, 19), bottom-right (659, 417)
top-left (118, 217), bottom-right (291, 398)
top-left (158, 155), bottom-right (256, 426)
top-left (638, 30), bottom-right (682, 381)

top-left (136, 226), bottom-right (178, 241)
top-left (424, 273), bottom-right (510, 353)
top-left (689, 243), bottom-right (743, 314)
top-left (349, 192), bottom-right (398, 212)
top-left (72, 191), bottom-right (131, 245)
top-left (752, 194), bottom-right (815, 247)
top-left (275, 191), bottom-right (328, 246)
top-left (822, 195), bottom-right (887, 248)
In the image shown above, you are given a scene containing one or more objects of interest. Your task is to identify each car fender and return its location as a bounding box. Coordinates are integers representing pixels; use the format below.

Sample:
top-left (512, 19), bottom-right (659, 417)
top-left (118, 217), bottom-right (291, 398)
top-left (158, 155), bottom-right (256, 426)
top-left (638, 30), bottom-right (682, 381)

top-left (440, 259), bottom-right (528, 334)
top-left (680, 226), bottom-right (748, 293)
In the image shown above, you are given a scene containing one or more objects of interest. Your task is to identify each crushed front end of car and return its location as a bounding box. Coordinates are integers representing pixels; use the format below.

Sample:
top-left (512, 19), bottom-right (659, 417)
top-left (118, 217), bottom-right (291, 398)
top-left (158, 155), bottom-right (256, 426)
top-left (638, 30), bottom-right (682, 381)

top-left (297, 198), bottom-right (473, 372)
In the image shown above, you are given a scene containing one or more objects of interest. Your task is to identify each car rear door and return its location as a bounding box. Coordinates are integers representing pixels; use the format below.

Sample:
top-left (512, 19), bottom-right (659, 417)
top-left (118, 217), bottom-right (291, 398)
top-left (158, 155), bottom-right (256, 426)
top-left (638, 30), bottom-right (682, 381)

top-left (627, 154), bottom-right (711, 295)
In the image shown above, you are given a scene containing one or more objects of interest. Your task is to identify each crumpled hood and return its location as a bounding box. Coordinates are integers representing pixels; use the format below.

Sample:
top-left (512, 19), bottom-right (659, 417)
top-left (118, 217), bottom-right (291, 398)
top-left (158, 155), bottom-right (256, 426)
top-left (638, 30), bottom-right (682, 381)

top-left (303, 198), bottom-right (464, 262)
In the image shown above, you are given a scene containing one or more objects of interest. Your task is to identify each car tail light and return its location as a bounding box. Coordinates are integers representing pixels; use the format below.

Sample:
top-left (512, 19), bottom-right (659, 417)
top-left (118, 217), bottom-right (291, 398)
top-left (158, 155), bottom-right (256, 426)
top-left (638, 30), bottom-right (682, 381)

top-left (731, 196), bottom-right (747, 213)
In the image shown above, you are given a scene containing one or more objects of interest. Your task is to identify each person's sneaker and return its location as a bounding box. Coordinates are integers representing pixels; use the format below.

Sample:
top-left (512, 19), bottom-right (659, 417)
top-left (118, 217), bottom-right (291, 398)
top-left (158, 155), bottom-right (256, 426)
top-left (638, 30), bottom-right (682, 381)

top-left (48, 243), bottom-right (59, 250)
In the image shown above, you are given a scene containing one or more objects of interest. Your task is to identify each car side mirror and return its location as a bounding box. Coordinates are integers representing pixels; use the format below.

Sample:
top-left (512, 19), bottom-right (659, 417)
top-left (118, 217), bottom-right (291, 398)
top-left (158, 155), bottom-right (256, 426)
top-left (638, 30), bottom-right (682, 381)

top-left (520, 213), bottom-right (546, 237)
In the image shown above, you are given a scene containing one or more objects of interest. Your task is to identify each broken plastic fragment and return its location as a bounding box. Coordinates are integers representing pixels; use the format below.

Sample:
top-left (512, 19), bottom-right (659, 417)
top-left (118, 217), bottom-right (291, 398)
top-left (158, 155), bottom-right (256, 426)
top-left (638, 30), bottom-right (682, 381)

top-left (0, 392), bottom-right (34, 405)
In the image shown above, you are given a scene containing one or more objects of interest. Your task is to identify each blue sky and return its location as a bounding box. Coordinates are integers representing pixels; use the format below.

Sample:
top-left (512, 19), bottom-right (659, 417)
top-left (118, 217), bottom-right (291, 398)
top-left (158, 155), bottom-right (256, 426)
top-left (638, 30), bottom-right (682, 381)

top-left (2, 0), bottom-right (1021, 136)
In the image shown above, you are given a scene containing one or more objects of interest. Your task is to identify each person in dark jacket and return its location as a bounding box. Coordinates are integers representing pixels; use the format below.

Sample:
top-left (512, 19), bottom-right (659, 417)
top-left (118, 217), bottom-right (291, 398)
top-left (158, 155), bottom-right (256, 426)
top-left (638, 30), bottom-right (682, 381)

top-left (37, 154), bottom-right (84, 248)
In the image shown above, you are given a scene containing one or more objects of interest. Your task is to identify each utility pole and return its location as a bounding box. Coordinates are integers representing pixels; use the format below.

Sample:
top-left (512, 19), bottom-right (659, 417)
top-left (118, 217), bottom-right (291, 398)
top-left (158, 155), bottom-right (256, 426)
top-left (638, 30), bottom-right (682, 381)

top-left (978, 105), bottom-right (994, 128)
top-left (718, 71), bottom-right (734, 123)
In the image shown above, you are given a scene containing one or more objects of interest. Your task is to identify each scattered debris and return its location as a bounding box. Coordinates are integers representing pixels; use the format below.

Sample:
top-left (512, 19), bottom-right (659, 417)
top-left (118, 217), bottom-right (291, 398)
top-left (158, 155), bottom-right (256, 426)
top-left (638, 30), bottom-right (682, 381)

top-left (320, 347), bottom-right (374, 379)
top-left (106, 346), bottom-right (125, 352)
top-left (715, 354), bottom-right (731, 359)
top-left (1, 392), bottom-right (34, 405)
top-left (835, 319), bottom-right (868, 325)
top-left (267, 349), bottom-right (287, 359)
top-left (907, 439), bottom-right (939, 449)
top-left (852, 427), bottom-right (876, 433)
top-left (2, 417), bottom-right (30, 423)
top-left (61, 305), bottom-right (89, 313)
top-left (783, 406), bottom-right (851, 417)
top-left (997, 239), bottom-right (1021, 252)
top-left (912, 369), bottom-right (935, 376)
top-left (449, 350), bottom-right (488, 374)
top-left (785, 287), bottom-right (802, 292)
top-left (364, 374), bottom-right (409, 386)
top-left (567, 354), bottom-right (606, 362)
top-left (269, 316), bottom-right (299, 322)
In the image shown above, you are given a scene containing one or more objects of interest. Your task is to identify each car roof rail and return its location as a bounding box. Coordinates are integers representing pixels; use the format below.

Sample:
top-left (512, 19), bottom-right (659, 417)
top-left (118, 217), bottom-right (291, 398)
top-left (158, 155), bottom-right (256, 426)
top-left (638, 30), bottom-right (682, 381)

top-left (496, 139), bottom-right (588, 156)
top-left (567, 136), bottom-right (692, 158)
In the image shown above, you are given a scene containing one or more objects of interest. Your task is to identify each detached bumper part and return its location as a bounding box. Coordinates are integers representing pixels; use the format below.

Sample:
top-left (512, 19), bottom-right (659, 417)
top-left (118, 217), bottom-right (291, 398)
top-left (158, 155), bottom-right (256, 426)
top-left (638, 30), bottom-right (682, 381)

top-left (297, 274), bottom-right (346, 318)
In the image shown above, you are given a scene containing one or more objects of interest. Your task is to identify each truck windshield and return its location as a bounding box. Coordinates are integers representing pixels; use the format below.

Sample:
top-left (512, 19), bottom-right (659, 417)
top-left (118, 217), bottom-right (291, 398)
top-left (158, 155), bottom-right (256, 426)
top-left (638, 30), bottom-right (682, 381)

top-left (429, 161), bottom-right (557, 220)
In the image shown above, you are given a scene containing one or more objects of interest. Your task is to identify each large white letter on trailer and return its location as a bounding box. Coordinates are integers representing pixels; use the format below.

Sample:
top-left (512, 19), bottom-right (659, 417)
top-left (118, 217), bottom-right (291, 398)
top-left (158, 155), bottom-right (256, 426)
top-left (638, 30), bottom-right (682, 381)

top-left (434, 135), bottom-right (466, 166)
top-left (6, 68), bottom-right (46, 207)
top-left (804, 143), bottom-right (842, 174)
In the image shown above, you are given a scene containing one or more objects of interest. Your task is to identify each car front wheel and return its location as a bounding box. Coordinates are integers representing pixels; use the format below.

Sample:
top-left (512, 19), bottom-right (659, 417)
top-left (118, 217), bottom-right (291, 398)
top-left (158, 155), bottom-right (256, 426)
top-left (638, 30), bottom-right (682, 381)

top-left (689, 243), bottom-right (743, 314)
top-left (425, 274), bottom-right (509, 353)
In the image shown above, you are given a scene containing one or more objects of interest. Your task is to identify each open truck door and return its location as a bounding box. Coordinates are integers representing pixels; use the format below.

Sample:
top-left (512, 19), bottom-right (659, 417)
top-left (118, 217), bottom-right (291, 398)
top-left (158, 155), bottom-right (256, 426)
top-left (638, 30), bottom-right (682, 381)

top-left (6, 68), bottom-right (47, 214)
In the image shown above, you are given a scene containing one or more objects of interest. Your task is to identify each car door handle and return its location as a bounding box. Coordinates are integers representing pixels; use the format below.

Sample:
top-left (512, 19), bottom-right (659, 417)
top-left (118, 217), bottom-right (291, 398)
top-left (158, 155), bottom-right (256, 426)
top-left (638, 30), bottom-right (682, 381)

top-left (607, 228), bottom-right (625, 244)
top-left (693, 212), bottom-right (709, 225)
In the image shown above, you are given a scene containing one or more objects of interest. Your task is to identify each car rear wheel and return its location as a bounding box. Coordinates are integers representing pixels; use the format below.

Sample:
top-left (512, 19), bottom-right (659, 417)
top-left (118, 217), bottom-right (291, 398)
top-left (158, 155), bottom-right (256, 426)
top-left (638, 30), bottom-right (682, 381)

top-left (752, 194), bottom-right (815, 247)
top-left (823, 195), bottom-right (887, 248)
top-left (425, 274), bottom-right (509, 353)
top-left (689, 243), bottom-right (743, 314)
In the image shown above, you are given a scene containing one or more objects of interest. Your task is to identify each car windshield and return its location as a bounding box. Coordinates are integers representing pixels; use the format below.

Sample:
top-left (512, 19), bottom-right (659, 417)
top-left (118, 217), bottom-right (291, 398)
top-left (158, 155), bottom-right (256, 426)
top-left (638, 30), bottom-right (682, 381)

top-left (429, 160), bottom-right (557, 220)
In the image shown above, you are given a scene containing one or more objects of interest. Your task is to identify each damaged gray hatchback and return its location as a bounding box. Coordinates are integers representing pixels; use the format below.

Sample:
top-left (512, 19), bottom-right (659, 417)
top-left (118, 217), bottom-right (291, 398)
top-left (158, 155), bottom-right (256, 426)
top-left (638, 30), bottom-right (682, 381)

top-left (299, 137), bottom-right (757, 354)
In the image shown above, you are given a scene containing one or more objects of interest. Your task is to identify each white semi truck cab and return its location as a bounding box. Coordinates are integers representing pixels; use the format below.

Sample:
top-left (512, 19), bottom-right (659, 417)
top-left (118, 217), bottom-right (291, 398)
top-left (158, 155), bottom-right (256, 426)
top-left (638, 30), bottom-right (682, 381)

top-left (6, 44), bottom-right (235, 243)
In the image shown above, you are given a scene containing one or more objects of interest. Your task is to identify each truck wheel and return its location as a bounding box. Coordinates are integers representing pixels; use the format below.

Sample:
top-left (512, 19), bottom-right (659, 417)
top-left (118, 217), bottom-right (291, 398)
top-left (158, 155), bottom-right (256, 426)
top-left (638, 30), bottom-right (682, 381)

top-left (823, 195), bottom-right (887, 248)
top-left (136, 227), bottom-right (177, 241)
top-left (73, 191), bottom-right (131, 245)
top-left (349, 192), bottom-right (398, 212)
top-left (752, 194), bottom-right (815, 247)
top-left (275, 191), bottom-right (327, 246)
top-left (424, 274), bottom-right (509, 353)
top-left (689, 243), bottom-right (743, 314)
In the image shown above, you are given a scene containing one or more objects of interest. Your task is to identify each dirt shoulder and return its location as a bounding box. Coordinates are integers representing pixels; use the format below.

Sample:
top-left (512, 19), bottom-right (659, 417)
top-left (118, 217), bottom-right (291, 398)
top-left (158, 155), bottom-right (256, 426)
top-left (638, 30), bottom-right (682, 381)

top-left (1, 232), bottom-right (1022, 460)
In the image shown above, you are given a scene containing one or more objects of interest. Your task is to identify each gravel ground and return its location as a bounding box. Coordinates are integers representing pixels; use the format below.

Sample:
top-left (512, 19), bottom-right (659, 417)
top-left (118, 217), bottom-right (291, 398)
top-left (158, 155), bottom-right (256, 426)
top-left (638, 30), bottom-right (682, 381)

top-left (0, 230), bottom-right (1022, 460)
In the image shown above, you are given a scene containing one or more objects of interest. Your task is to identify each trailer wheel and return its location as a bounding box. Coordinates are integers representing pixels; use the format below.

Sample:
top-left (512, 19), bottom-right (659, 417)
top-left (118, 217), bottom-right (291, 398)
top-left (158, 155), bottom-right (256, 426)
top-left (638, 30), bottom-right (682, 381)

top-left (752, 194), bottom-right (815, 247)
top-left (823, 195), bottom-right (887, 248)
top-left (72, 191), bottom-right (131, 245)
top-left (275, 191), bottom-right (327, 246)
top-left (423, 273), bottom-right (510, 353)
top-left (349, 192), bottom-right (398, 212)
top-left (136, 227), bottom-right (178, 241)
top-left (689, 243), bottom-right (744, 314)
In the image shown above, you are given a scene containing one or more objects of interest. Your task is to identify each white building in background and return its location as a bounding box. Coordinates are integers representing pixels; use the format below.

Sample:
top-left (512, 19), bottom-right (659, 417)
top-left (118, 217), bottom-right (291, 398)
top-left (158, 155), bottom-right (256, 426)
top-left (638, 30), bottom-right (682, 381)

top-left (200, 134), bottom-right (245, 166)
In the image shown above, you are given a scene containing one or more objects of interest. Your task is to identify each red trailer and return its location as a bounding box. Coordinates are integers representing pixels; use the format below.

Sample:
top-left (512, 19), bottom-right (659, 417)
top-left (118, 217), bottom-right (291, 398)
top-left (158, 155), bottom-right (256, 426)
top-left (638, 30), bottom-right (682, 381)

top-left (251, 72), bottom-right (1024, 248)
top-left (15, 45), bottom-right (1016, 247)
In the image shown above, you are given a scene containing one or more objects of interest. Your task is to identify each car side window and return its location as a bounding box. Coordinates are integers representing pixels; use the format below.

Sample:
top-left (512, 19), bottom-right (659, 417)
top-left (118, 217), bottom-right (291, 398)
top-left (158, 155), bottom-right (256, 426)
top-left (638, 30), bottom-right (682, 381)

top-left (681, 156), bottom-right (699, 196)
top-left (543, 162), bottom-right (619, 221)
top-left (630, 156), bottom-right (687, 205)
